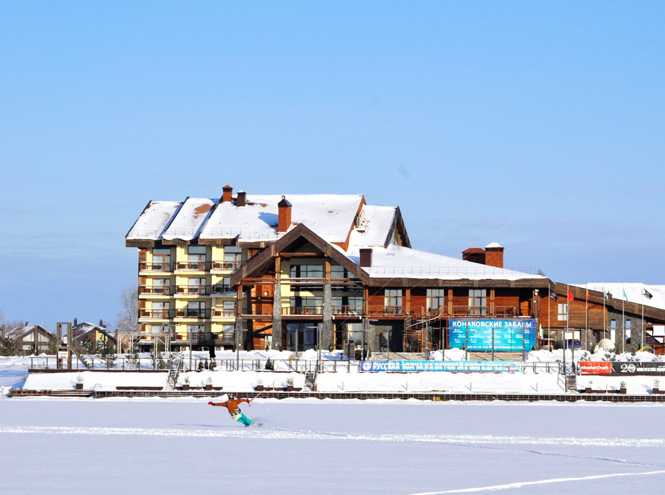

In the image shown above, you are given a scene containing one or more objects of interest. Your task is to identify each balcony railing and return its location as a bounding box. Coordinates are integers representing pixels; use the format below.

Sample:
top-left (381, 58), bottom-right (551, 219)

top-left (332, 305), bottom-right (363, 316)
top-left (176, 261), bottom-right (212, 271)
top-left (282, 306), bottom-right (324, 316)
top-left (212, 308), bottom-right (236, 317)
top-left (368, 305), bottom-right (403, 316)
top-left (139, 261), bottom-right (175, 272)
top-left (176, 308), bottom-right (212, 319)
top-left (172, 332), bottom-right (214, 343)
top-left (212, 285), bottom-right (234, 296)
top-left (212, 261), bottom-right (241, 270)
top-left (176, 285), bottom-right (213, 295)
top-left (139, 309), bottom-right (175, 319)
top-left (139, 285), bottom-right (176, 296)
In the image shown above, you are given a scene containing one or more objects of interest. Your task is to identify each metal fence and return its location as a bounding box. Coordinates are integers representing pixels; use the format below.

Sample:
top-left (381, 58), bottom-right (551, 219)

top-left (27, 355), bottom-right (564, 374)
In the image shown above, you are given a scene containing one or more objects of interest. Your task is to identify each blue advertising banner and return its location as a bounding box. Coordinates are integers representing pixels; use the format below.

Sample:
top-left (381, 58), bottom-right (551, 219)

top-left (359, 361), bottom-right (522, 373)
top-left (448, 319), bottom-right (536, 352)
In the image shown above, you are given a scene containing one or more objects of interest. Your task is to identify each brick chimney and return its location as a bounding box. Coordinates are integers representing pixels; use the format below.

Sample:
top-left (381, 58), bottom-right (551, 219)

top-left (277, 196), bottom-right (292, 233)
top-left (236, 190), bottom-right (246, 207)
top-left (484, 243), bottom-right (504, 268)
top-left (462, 247), bottom-right (486, 265)
top-left (359, 248), bottom-right (373, 268)
top-left (222, 185), bottom-right (233, 203)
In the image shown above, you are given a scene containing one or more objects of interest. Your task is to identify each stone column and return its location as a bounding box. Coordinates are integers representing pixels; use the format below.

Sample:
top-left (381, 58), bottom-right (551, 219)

top-left (272, 259), bottom-right (283, 350)
top-left (321, 282), bottom-right (333, 350)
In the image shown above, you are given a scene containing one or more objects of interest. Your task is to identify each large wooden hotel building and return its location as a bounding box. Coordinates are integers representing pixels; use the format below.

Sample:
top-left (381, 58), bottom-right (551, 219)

top-left (126, 186), bottom-right (665, 355)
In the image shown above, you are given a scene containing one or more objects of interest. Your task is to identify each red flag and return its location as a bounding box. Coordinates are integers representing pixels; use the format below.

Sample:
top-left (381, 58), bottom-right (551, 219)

top-left (567, 287), bottom-right (574, 302)
top-left (586, 288), bottom-right (589, 301)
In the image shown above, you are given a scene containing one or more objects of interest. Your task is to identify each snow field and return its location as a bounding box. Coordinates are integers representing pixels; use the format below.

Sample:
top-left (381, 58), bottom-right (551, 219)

top-left (1, 399), bottom-right (665, 494)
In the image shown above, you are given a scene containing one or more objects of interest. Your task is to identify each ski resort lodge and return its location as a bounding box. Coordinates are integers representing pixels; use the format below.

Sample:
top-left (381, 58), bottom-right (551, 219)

top-left (125, 186), bottom-right (665, 356)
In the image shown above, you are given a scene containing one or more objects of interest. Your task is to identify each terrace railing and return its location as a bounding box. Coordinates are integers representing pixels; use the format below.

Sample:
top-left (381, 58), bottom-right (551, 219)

top-left (139, 309), bottom-right (175, 319)
top-left (26, 355), bottom-right (565, 374)
top-left (139, 261), bottom-right (175, 272)
top-left (139, 285), bottom-right (176, 296)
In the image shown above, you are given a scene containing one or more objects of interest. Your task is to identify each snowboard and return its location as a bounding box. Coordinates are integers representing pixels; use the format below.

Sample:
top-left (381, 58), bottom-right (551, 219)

top-left (248, 422), bottom-right (263, 428)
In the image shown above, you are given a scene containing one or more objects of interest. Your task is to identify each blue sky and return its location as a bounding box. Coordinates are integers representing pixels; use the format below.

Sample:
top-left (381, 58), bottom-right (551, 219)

top-left (1, 2), bottom-right (664, 328)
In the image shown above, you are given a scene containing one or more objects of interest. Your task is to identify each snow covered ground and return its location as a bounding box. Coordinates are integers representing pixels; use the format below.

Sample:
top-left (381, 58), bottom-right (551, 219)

top-left (1, 398), bottom-right (665, 494)
top-left (4, 349), bottom-right (665, 395)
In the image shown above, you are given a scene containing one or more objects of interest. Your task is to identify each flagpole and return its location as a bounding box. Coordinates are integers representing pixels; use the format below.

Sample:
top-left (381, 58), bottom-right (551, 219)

top-left (565, 285), bottom-right (569, 375)
top-left (585, 287), bottom-right (588, 352)
top-left (622, 289), bottom-right (625, 355)
top-left (548, 287), bottom-right (551, 350)
top-left (603, 286), bottom-right (606, 341)
top-left (642, 288), bottom-right (645, 351)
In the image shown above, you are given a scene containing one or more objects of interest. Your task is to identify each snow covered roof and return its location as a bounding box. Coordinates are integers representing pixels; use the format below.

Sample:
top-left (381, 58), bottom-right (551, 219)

top-left (71, 322), bottom-right (115, 342)
top-left (200, 194), bottom-right (364, 244)
top-left (350, 244), bottom-right (545, 281)
top-left (162, 197), bottom-right (217, 242)
top-left (575, 283), bottom-right (665, 312)
top-left (347, 205), bottom-right (398, 248)
top-left (126, 201), bottom-right (181, 240)
top-left (485, 242), bottom-right (504, 249)
top-left (6, 325), bottom-right (51, 339)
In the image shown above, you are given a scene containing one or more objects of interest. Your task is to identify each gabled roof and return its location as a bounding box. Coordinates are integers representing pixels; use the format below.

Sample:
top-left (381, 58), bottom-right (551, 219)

top-left (230, 224), bottom-right (369, 287)
top-left (232, 224), bottom-right (550, 289)
top-left (200, 194), bottom-right (364, 245)
top-left (6, 324), bottom-right (53, 340)
top-left (162, 197), bottom-right (217, 242)
top-left (126, 201), bottom-right (182, 241)
top-left (71, 322), bottom-right (116, 343)
top-left (127, 192), bottom-right (366, 247)
top-left (347, 205), bottom-right (410, 249)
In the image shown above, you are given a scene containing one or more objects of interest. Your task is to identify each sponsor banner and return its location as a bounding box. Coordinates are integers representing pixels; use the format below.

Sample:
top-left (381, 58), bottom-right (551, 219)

top-left (359, 361), bottom-right (522, 373)
top-left (579, 362), bottom-right (665, 375)
top-left (611, 362), bottom-right (665, 375)
top-left (448, 319), bottom-right (537, 352)
top-left (579, 361), bottom-right (611, 375)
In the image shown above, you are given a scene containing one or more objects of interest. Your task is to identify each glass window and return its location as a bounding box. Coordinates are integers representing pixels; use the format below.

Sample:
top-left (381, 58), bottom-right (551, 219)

top-left (188, 277), bottom-right (206, 294)
top-left (290, 264), bottom-right (323, 278)
top-left (153, 278), bottom-right (170, 294)
top-left (188, 246), bottom-right (206, 267)
top-left (427, 289), bottom-right (445, 312)
top-left (626, 320), bottom-right (632, 343)
top-left (152, 248), bottom-right (171, 270)
top-left (186, 301), bottom-right (206, 317)
top-left (558, 303), bottom-right (568, 321)
top-left (223, 246), bottom-right (242, 267)
top-left (385, 289), bottom-right (402, 315)
top-left (469, 289), bottom-right (487, 316)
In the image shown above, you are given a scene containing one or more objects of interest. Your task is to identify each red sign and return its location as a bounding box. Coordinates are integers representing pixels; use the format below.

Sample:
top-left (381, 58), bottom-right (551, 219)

top-left (579, 361), bottom-right (611, 375)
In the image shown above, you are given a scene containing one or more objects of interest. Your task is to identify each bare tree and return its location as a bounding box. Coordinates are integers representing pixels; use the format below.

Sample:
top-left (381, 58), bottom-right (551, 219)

top-left (115, 285), bottom-right (139, 353)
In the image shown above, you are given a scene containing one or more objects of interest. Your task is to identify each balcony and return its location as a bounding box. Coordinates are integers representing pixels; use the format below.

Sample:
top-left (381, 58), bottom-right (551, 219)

top-left (212, 261), bottom-right (241, 271)
top-left (212, 308), bottom-right (236, 318)
top-left (332, 305), bottom-right (363, 316)
top-left (175, 308), bottom-right (212, 319)
top-left (367, 305), bottom-right (403, 317)
top-left (139, 309), bottom-right (175, 319)
top-left (211, 285), bottom-right (234, 296)
top-left (176, 261), bottom-right (212, 271)
top-left (282, 306), bottom-right (323, 316)
top-left (139, 285), bottom-right (176, 296)
top-left (139, 261), bottom-right (175, 272)
top-left (171, 332), bottom-right (215, 344)
top-left (176, 285), bottom-right (213, 296)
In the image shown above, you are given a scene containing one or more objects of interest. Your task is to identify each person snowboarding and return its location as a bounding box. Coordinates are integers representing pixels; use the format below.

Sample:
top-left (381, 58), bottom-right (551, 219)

top-left (208, 394), bottom-right (255, 427)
